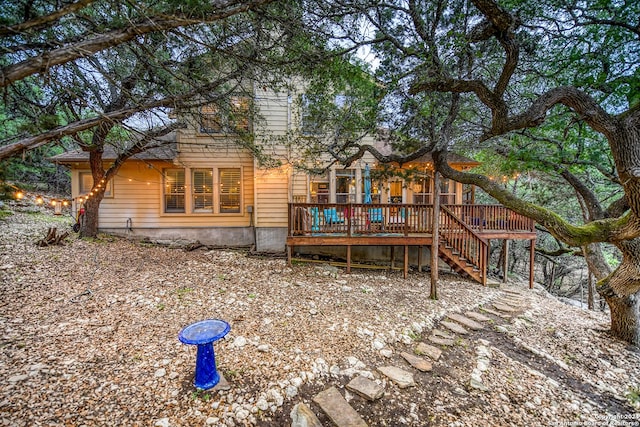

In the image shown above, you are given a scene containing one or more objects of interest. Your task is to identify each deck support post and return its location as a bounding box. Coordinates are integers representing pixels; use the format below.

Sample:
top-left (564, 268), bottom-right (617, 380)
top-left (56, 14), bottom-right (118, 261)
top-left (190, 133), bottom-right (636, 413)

top-left (403, 245), bottom-right (409, 279)
top-left (529, 238), bottom-right (535, 289)
top-left (287, 245), bottom-right (292, 267)
top-left (503, 239), bottom-right (509, 283)
top-left (418, 246), bottom-right (423, 272)
top-left (347, 245), bottom-right (352, 274)
top-left (390, 246), bottom-right (395, 270)
top-left (430, 171), bottom-right (440, 299)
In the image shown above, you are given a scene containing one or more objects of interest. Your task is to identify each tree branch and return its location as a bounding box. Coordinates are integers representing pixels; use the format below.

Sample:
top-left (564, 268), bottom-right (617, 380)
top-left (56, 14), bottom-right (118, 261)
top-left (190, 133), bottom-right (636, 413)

top-left (0, 0), bottom-right (275, 87)
top-left (0, 0), bottom-right (95, 37)
top-left (432, 149), bottom-right (640, 245)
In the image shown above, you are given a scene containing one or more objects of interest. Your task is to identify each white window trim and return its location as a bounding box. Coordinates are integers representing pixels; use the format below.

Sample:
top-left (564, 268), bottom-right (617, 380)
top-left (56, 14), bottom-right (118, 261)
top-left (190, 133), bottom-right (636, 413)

top-left (78, 171), bottom-right (113, 198)
top-left (160, 166), bottom-right (244, 216)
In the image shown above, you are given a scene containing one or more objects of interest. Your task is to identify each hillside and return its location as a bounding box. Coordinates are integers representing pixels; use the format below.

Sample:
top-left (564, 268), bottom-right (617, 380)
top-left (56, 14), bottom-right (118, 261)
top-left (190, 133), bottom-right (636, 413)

top-left (1, 204), bottom-right (638, 426)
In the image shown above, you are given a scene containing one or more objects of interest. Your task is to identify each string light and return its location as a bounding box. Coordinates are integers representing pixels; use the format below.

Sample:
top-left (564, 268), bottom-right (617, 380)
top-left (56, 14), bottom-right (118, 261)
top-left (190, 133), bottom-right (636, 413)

top-left (35, 195), bottom-right (44, 205)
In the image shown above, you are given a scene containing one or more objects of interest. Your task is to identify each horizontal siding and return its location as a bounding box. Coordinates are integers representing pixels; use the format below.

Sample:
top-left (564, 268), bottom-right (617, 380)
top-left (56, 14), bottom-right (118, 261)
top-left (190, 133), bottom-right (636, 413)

top-left (291, 172), bottom-right (308, 201)
top-left (254, 167), bottom-right (289, 227)
top-left (96, 161), bottom-right (254, 229)
top-left (254, 87), bottom-right (289, 135)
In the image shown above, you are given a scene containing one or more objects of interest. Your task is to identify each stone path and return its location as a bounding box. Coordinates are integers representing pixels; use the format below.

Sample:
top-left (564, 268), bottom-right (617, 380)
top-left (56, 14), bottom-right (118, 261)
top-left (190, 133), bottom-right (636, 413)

top-left (293, 287), bottom-right (529, 427)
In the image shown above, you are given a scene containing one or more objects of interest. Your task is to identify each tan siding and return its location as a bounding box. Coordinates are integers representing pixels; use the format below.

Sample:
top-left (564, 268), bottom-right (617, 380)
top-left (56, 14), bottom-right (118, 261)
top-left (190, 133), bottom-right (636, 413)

top-left (254, 87), bottom-right (289, 136)
top-left (254, 166), bottom-right (290, 227)
top-left (96, 161), bottom-right (254, 229)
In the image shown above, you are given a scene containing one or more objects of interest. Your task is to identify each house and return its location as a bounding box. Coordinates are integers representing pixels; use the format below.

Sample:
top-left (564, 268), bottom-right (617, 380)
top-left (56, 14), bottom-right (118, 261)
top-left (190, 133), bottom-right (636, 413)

top-left (52, 85), bottom-right (537, 285)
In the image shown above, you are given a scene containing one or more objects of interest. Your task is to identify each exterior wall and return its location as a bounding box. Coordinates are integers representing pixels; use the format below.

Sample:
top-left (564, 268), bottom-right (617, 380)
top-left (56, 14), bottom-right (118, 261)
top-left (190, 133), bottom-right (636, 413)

top-left (65, 80), bottom-right (477, 253)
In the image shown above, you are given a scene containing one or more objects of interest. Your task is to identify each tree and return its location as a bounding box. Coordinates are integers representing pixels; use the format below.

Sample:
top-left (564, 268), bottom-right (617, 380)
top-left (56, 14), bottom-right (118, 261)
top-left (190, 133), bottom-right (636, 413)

top-left (306, 0), bottom-right (640, 344)
top-left (1, 0), bottom-right (326, 236)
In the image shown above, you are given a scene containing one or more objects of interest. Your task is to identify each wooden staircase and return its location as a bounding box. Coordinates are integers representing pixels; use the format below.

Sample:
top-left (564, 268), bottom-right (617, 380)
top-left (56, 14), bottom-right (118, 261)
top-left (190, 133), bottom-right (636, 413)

top-left (438, 206), bottom-right (488, 285)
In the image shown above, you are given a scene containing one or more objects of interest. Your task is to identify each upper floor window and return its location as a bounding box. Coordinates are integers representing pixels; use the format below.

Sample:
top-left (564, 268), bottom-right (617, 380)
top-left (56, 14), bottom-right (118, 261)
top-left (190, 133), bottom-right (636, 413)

top-left (300, 94), bottom-right (322, 135)
top-left (300, 94), bottom-right (355, 136)
top-left (200, 96), bottom-right (250, 134)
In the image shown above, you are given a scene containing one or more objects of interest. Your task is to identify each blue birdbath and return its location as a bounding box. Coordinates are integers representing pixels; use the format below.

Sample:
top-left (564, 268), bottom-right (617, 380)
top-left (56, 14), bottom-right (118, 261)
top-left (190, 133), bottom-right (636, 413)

top-left (178, 319), bottom-right (230, 390)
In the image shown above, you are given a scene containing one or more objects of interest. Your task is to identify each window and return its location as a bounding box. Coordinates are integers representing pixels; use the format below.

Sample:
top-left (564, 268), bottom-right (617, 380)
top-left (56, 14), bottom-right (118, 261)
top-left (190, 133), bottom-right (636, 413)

top-left (440, 178), bottom-right (456, 205)
top-left (164, 169), bottom-right (185, 213)
top-left (192, 169), bottom-right (213, 212)
top-left (390, 181), bottom-right (403, 203)
top-left (301, 94), bottom-right (360, 137)
top-left (300, 94), bottom-right (322, 135)
top-left (361, 180), bottom-right (381, 203)
top-left (310, 180), bottom-right (329, 203)
top-left (219, 168), bottom-right (241, 213)
top-left (336, 169), bottom-right (356, 203)
top-left (200, 96), bottom-right (250, 134)
top-left (413, 173), bottom-right (432, 204)
top-left (79, 172), bottom-right (112, 197)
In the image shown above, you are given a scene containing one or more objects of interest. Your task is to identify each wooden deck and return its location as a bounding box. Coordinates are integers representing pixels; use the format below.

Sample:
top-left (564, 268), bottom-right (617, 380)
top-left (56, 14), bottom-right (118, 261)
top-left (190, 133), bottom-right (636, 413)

top-left (286, 203), bottom-right (536, 286)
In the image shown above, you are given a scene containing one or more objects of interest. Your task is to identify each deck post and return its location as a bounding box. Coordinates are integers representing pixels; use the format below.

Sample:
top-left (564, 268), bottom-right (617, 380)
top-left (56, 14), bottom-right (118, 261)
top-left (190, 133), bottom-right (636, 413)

top-left (390, 246), bottom-right (395, 270)
top-left (347, 245), bottom-right (352, 274)
top-left (404, 245), bottom-right (409, 279)
top-left (529, 238), bottom-right (535, 289)
top-left (503, 239), bottom-right (509, 283)
top-left (430, 171), bottom-right (440, 299)
top-left (418, 246), bottom-right (423, 272)
top-left (287, 244), bottom-right (292, 267)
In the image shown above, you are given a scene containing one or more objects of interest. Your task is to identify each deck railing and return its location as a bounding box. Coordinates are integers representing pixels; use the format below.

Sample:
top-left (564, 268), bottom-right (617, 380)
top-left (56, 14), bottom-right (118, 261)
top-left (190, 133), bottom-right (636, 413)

top-left (288, 203), bottom-right (534, 236)
top-left (446, 204), bottom-right (535, 232)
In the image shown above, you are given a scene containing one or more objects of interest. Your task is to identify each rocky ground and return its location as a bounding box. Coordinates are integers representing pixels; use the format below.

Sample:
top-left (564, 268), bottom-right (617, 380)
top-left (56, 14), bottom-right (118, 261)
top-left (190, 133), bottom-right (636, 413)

top-left (1, 205), bottom-right (639, 427)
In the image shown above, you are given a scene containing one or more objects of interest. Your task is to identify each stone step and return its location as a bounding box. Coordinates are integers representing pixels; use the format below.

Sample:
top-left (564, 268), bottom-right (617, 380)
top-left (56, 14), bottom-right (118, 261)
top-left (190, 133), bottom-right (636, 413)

top-left (440, 320), bottom-right (469, 335)
top-left (313, 386), bottom-right (368, 427)
top-left (432, 328), bottom-right (455, 340)
top-left (400, 352), bottom-right (433, 372)
top-left (464, 311), bottom-right (492, 322)
top-left (493, 302), bottom-right (518, 313)
top-left (428, 335), bottom-right (455, 346)
top-left (415, 342), bottom-right (442, 361)
top-left (346, 376), bottom-right (384, 402)
top-left (480, 307), bottom-right (511, 319)
top-left (448, 313), bottom-right (484, 331)
top-left (496, 297), bottom-right (522, 306)
top-left (377, 366), bottom-right (416, 388)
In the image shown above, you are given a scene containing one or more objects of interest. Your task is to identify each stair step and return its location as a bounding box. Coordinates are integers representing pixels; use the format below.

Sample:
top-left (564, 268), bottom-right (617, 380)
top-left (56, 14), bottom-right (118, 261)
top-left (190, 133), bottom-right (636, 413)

top-left (448, 313), bottom-right (484, 331)
top-left (313, 387), bottom-right (368, 427)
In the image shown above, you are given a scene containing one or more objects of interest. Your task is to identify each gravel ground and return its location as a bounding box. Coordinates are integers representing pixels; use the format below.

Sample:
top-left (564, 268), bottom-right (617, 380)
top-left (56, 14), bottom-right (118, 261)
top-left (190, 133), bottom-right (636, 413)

top-left (1, 206), bottom-right (639, 426)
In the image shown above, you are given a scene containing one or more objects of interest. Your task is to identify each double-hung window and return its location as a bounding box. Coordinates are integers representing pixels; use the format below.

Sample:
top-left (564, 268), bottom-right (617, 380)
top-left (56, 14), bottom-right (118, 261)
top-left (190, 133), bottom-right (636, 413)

top-left (200, 96), bottom-right (250, 134)
top-left (219, 168), bottom-right (241, 213)
top-left (79, 171), bottom-right (112, 197)
top-left (164, 169), bottom-right (186, 213)
top-left (335, 169), bottom-right (356, 203)
top-left (164, 167), bottom-right (241, 214)
top-left (192, 169), bottom-right (214, 212)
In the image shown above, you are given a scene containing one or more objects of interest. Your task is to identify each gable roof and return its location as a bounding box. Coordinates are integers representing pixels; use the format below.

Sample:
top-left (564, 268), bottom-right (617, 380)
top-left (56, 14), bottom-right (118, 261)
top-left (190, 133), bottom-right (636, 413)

top-left (50, 136), bottom-right (178, 164)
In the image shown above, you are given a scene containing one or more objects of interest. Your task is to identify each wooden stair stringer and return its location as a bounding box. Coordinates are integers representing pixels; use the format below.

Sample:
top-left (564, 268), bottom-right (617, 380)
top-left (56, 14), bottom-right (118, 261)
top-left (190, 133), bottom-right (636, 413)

top-left (438, 245), bottom-right (483, 284)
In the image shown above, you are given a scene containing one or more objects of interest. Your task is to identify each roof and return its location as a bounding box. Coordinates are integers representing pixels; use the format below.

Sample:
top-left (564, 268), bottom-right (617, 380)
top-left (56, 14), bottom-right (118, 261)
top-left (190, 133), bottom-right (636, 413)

top-left (403, 151), bottom-right (480, 167)
top-left (373, 138), bottom-right (480, 167)
top-left (50, 135), bottom-right (178, 164)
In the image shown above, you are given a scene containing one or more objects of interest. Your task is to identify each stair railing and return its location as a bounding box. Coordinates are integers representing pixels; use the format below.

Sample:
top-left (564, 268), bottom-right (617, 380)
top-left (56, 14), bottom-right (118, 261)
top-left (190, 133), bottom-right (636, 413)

top-left (439, 206), bottom-right (488, 285)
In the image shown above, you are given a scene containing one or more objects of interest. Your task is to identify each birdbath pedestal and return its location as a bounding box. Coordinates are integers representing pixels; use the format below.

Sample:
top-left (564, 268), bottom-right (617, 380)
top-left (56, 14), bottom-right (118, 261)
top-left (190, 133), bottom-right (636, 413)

top-left (178, 319), bottom-right (230, 390)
